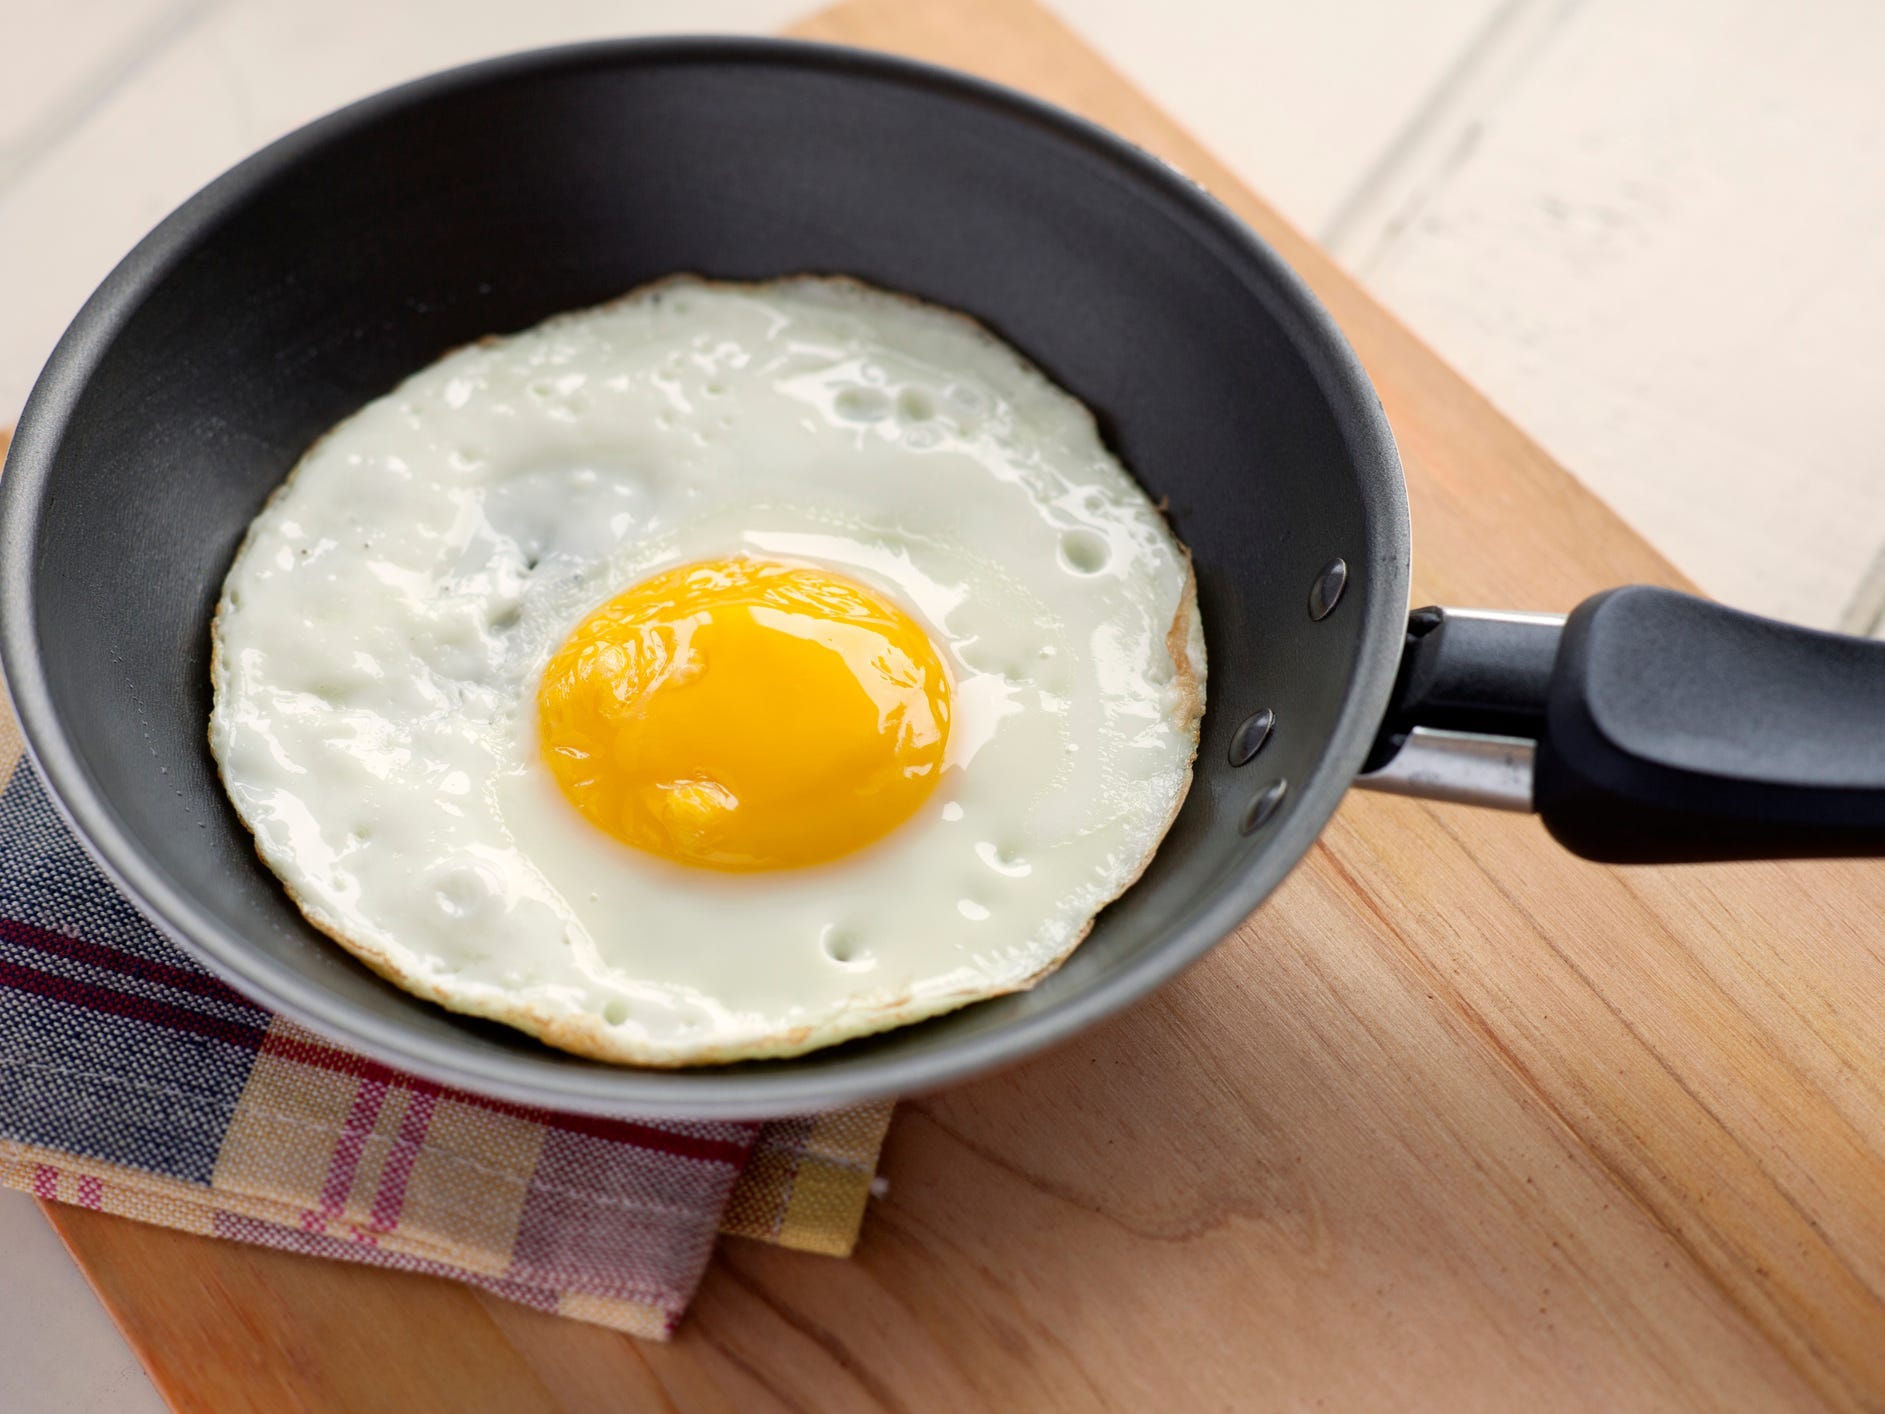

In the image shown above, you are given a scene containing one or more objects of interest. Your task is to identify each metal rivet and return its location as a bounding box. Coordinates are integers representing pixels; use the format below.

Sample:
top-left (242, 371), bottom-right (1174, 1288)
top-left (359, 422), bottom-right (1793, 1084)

top-left (1239, 779), bottom-right (1288, 835)
top-left (1228, 708), bottom-right (1275, 767)
top-left (1308, 558), bottom-right (1348, 620)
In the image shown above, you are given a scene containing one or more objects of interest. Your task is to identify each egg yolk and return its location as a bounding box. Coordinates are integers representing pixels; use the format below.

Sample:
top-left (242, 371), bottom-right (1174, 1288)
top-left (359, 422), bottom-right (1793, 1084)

top-left (536, 558), bottom-right (951, 871)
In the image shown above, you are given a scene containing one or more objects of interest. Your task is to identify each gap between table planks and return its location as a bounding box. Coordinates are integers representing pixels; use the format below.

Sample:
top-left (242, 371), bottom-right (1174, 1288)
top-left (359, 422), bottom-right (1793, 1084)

top-left (33, 0), bottom-right (1885, 1408)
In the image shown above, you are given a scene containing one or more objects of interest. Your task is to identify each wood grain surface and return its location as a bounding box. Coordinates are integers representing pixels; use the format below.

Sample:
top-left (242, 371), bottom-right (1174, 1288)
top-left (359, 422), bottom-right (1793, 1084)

top-left (38, 0), bottom-right (1885, 1408)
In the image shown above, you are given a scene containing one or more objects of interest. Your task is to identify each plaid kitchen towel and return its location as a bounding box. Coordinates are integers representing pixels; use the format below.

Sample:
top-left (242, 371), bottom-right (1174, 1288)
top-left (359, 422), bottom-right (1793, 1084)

top-left (0, 660), bottom-right (892, 1339)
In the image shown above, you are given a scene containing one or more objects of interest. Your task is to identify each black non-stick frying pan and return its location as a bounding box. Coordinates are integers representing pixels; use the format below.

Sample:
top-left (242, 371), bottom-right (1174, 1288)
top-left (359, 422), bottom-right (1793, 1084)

top-left (4, 40), bottom-right (1883, 1119)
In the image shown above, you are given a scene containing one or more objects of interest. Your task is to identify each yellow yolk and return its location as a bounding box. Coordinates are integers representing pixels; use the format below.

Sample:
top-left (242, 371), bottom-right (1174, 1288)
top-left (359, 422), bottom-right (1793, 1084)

top-left (536, 559), bottom-right (951, 871)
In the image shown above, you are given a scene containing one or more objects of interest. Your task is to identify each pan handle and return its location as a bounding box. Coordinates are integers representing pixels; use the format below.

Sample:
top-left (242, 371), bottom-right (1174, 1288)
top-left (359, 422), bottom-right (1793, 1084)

top-left (1355, 586), bottom-right (1885, 863)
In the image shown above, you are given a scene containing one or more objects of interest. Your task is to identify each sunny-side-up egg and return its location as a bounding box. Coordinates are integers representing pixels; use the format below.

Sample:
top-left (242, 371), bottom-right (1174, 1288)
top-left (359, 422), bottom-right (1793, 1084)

top-left (209, 276), bottom-right (1205, 1065)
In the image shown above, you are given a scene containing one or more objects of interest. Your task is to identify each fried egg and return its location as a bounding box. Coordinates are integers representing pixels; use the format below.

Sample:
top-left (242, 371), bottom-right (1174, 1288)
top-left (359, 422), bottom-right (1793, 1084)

top-left (209, 276), bottom-right (1205, 1065)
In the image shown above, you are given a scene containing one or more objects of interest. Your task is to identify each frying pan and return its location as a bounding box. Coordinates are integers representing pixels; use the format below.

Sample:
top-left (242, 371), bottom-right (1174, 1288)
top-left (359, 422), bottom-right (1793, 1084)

top-left (4, 39), bottom-right (1883, 1120)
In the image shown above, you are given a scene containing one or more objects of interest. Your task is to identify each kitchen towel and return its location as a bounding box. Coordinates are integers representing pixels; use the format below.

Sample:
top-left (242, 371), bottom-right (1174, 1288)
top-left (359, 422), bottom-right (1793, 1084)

top-left (0, 677), bottom-right (892, 1339)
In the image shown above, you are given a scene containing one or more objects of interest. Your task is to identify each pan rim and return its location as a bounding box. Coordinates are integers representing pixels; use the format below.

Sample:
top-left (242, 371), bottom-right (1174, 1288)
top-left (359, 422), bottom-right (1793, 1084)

top-left (0, 34), bottom-right (1410, 1118)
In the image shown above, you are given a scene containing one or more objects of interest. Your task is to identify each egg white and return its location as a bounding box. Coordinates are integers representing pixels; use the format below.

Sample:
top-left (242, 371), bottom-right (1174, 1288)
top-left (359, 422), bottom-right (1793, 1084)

top-left (209, 276), bottom-right (1205, 1065)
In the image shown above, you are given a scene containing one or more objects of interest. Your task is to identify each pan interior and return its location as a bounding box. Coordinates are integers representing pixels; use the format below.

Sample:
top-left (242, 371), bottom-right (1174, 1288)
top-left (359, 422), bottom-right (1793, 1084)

top-left (1, 41), bottom-right (1406, 1115)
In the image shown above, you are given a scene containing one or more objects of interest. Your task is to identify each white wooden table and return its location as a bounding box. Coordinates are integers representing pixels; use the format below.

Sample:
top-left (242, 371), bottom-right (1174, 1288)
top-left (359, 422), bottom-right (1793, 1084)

top-left (5, 2), bottom-right (1882, 1406)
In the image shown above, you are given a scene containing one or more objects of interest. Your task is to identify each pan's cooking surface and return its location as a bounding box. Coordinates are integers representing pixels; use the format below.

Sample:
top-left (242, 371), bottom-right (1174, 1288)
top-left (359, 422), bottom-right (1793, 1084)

top-left (0, 39), bottom-right (1408, 1115)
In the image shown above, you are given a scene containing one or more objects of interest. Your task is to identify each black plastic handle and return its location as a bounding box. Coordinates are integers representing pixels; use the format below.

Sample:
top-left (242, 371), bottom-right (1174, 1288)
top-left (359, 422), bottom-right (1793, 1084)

top-left (1537, 587), bottom-right (1885, 862)
top-left (1365, 587), bottom-right (1885, 863)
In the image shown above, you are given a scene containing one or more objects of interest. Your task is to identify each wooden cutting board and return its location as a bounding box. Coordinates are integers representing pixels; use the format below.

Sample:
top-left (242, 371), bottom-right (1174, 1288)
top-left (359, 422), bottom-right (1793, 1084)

top-left (40, 0), bottom-right (1885, 1407)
